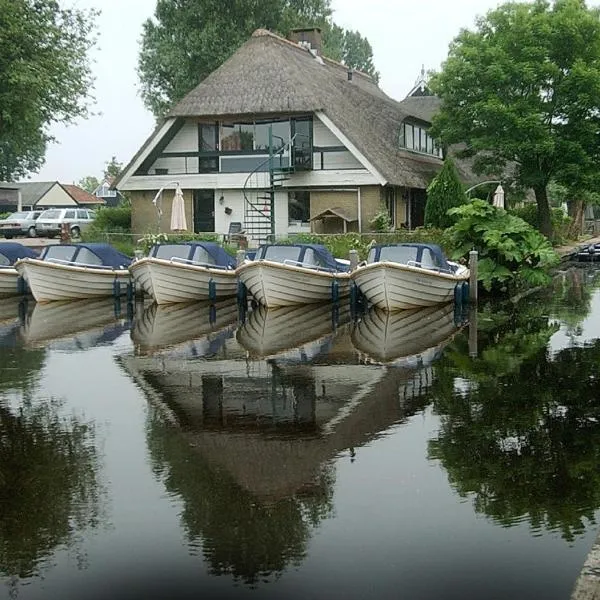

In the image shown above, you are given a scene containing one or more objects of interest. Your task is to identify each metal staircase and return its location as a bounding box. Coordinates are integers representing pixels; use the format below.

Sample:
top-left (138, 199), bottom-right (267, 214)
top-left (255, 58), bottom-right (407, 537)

top-left (242, 129), bottom-right (296, 247)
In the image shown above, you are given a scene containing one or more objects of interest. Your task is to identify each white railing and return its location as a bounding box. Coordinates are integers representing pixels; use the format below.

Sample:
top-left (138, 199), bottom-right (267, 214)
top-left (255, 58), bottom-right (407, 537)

top-left (169, 256), bottom-right (232, 270)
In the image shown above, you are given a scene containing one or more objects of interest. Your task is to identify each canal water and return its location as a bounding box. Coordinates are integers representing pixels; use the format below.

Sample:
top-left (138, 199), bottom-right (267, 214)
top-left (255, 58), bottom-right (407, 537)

top-left (1, 267), bottom-right (600, 600)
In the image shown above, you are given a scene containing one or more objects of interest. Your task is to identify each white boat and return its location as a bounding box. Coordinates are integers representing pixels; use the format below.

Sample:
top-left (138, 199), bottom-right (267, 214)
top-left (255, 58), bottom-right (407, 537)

top-left (351, 303), bottom-right (462, 365)
top-left (15, 243), bottom-right (132, 302)
top-left (237, 302), bottom-right (351, 359)
top-left (236, 243), bottom-right (351, 307)
top-left (351, 243), bottom-right (470, 310)
top-left (130, 242), bottom-right (237, 304)
top-left (0, 243), bottom-right (38, 297)
top-left (131, 298), bottom-right (239, 355)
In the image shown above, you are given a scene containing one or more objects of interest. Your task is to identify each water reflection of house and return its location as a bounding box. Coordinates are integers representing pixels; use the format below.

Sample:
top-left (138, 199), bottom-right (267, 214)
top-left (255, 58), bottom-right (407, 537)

top-left (119, 325), bottom-right (435, 503)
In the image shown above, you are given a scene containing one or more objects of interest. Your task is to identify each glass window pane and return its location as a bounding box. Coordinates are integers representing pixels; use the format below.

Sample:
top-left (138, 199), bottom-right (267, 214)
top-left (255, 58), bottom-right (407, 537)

top-left (201, 124), bottom-right (217, 151)
top-left (427, 134), bottom-right (434, 154)
top-left (191, 246), bottom-right (215, 265)
top-left (261, 246), bottom-right (302, 263)
top-left (254, 122), bottom-right (270, 151)
top-left (0, 253), bottom-right (9, 267)
top-left (404, 124), bottom-right (413, 149)
top-left (77, 210), bottom-right (87, 218)
top-left (288, 191), bottom-right (310, 224)
top-left (238, 124), bottom-right (254, 151)
top-left (379, 246), bottom-right (418, 264)
top-left (44, 246), bottom-right (77, 262)
top-left (65, 210), bottom-right (76, 218)
top-left (154, 244), bottom-right (192, 260)
top-left (220, 124), bottom-right (238, 151)
top-left (75, 248), bottom-right (103, 266)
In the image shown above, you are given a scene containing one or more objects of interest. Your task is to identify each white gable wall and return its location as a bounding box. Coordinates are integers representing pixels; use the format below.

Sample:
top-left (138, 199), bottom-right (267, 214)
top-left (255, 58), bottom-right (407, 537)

top-left (35, 184), bottom-right (77, 207)
top-left (313, 115), bottom-right (364, 170)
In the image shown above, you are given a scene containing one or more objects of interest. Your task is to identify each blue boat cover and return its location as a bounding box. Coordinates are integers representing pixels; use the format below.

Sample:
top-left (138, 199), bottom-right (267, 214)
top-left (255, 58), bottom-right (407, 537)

top-left (0, 243), bottom-right (38, 265)
top-left (255, 244), bottom-right (348, 273)
top-left (41, 243), bottom-right (132, 268)
top-left (369, 243), bottom-right (453, 272)
top-left (150, 242), bottom-right (236, 269)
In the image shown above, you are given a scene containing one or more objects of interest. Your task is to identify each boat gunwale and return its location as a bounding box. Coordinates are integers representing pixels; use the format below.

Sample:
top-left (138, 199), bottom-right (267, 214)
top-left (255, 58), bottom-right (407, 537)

top-left (237, 258), bottom-right (351, 279)
top-left (134, 256), bottom-right (237, 276)
top-left (352, 260), bottom-right (469, 282)
top-left (15, 257), bottom-right (131, 276)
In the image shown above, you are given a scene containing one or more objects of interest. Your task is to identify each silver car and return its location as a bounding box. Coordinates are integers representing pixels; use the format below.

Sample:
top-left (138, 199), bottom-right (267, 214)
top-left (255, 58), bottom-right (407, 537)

top-left (0, 211), bottom-right (43, 238)
top-left (35, 208), bottom-right (96, 238)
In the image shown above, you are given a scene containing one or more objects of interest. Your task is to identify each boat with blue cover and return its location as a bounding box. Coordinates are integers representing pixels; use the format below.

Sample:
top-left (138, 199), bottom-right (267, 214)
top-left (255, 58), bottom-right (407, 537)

top-left (351, 243), bottom-right (469, 311)
top-left (236, 243), bottom-right (351, 307)
top-left (0, 243), bottom-right (38, 297)
top-left (15, 243), bottom-right (132, 302)
top-left (129, 242), bottom-right (237, 304)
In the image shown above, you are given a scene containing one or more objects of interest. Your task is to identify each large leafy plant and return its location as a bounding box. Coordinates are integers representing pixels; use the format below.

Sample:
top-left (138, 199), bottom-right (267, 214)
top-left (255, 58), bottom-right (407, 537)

top-left (445, 200), bottom-right (559, 292)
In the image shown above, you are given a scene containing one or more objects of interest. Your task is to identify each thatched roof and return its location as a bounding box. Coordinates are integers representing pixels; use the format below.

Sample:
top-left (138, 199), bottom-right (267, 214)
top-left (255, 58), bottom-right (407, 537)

top-left (169, 29), bottom-right (468, 189)
top-left (310, 207), bottom-right (358, 222)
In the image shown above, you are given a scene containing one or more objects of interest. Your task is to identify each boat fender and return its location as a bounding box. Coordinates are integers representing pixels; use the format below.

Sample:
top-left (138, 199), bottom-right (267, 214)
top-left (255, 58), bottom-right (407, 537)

top-left (113, 297), bottom-right (122, 318)
top-left (237, 280), bottom-right (247, 305)
top-left (126, 280), bottom-right (135, 302)
top-left (16, 275), bottom-right (27, 296)
top-left (209, 278), bottom-right (217, 302)
top-left (113, 277), bottom-right (121, 298)
top-left (461, 282), bottom-right (470, 304)
top-left (209, 303), bottom-right (216, 325)
top-left (454, 284), bottom-right (462, 306)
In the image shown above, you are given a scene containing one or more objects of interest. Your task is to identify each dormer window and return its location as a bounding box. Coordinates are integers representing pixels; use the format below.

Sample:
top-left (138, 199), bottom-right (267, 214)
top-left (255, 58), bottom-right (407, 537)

top-left (399, 121), bottom-right (443, 158)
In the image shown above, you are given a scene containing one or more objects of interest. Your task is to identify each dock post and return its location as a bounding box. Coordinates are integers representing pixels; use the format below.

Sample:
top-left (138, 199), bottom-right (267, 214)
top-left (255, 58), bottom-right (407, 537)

top-left (468, 305), bottom-right (478, 358)
top-left (349, 249), bottom-right (359, 271)
top-left (236, 249), bottom-right (246, 267)
top-left (469, 250), bottom-right (478, 304)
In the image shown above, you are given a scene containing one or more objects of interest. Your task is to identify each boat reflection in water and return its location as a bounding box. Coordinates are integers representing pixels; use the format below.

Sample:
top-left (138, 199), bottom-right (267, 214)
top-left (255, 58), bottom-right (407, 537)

top-left (130, 298), bottom-right (239, 357)
top-left (0, 297), bottom-right (31, 345)
top-left (236, 301), bottom-right (351, 361)
top-left (21, 297), bottom-right (130, 351)
top-left (118, 299), bottom-right (447, 585)
top-left (351, 303), bottom-right (464, 367)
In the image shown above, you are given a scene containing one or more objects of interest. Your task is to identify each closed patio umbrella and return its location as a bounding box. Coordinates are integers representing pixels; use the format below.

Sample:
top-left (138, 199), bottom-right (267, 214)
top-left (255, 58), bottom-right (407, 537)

top-left (170, 184), bottom-right (187, 231)
top-left (492, 184), bottom-right (505, 209)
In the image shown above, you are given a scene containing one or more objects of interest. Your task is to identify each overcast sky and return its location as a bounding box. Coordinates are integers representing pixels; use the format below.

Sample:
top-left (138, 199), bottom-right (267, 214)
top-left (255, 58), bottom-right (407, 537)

top-left (35, 0), bottom-right (511, 184)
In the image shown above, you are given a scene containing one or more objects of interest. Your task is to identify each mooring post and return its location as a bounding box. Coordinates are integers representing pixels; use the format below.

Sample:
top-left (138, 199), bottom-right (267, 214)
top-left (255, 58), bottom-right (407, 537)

top-left (349, 249), bottom-right (359, 271)
top-left (468, 305), bottom-right (478, 358)
top-left (468, 250), bottom-right (478, 304)
top-left (236, 249), bottom-right (246, 268)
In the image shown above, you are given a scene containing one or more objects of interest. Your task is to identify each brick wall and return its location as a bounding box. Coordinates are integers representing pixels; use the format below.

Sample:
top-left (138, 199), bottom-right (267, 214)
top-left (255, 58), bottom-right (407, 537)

top-left (360, 186), bottom-right (383, 232)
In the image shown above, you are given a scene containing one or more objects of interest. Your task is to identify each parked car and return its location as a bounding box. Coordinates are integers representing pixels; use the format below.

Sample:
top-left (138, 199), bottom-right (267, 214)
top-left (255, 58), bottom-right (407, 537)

top-left (35, 208), bottom-right (96, 238)
top-left (0, 211), bottom-right (43, 238)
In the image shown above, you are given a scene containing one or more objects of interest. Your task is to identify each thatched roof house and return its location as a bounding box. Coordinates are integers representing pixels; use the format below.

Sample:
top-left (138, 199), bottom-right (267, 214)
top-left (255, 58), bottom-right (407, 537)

top-left (116, 27), bottom-right (476, 244)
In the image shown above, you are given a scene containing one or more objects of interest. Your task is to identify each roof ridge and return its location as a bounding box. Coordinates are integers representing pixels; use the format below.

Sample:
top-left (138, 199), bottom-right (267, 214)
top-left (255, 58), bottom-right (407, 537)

top-left (251, 28), bottom-right (374, 81)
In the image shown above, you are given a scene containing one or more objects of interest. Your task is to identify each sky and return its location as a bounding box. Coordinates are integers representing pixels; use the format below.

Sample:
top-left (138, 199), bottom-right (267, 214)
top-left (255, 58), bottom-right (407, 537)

top-left (35, 0), bottom-right (510, 184)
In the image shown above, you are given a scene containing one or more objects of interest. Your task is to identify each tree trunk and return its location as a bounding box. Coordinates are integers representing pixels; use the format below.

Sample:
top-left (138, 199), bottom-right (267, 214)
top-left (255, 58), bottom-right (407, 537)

top-left (567, 199), bottom-right (585, 238)
top-left (533, 185), bottom-right (553, 239)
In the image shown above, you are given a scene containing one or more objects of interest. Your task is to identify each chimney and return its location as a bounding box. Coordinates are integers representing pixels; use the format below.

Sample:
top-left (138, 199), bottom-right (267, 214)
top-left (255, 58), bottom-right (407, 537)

top-left (347, 69), bottom-right (353, 82)
top-left (289, 27), bottom-right (322, 55)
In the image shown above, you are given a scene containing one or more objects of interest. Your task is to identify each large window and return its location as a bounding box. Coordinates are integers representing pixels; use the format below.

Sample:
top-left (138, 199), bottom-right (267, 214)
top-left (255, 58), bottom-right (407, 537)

top-left (288, 191), bottom-right (310, 225)
top-left (400, 122), bottom-right (443, 158)
top-left (220, 120), bottom-right (291, 152)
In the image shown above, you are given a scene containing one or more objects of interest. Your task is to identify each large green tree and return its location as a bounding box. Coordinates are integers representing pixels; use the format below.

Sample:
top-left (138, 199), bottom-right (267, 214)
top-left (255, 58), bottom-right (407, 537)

top-left (429, 0), bottom-right (600, 239)
top-left (138, 0), bottom-right (379, 117)
top-left (0, 0), bottom-right (97, 181)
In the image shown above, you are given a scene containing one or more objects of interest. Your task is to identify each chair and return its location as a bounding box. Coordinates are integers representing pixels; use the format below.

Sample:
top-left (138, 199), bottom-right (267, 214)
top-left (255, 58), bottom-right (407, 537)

top-left (223, 221), bottom-right (246, 247)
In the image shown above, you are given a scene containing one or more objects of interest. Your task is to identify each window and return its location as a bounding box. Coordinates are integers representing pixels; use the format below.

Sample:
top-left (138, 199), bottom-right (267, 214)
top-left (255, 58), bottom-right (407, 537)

top-left (200, 123), bottom-right (218, 151)
top-left (154, 244), bottom-right (192, 261)
top-left (75, 248), bottom-right (103, 266)
top-left (191, 246), bottom-right (216, 265)
top-left (155, 168), bottom-right (169, 175)
top-left (288, 191), bottom-right (310, 224)
top-left (0, 253), bottom-right (9, 267)
top-left (220, 123), bottom-right (254, 151)
top-left (221, 119), bottom-right (294, 153)
top-left (40, 210), bottom-right (61, 219)
top-left (260, 245), bottom-right (302, 264)
top-left (77, 210), bottom-right (88, 219)
top-left (400, 121), bottom-right (442, 157)
top-left (199, 157), bottom-right (218, 173)
top-left (44, 246), bottom-right (77, 262)
top-left (65, 210), bottom-right (76, 219)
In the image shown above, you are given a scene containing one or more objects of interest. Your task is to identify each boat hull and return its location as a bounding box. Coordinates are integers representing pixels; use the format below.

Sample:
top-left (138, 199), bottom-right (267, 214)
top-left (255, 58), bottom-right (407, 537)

top-left (129, 259), bottom-right (154, 298)
top-left (15, 259), bottom-right (131, 302)
top-left (0, 268), bottom-right (22, 297)
top-left (237, 260), bottom-right (351, 307)
top-left (138, 258), bottom-right (238, 305)
top-left (352, 262), bottom-right (469, 310)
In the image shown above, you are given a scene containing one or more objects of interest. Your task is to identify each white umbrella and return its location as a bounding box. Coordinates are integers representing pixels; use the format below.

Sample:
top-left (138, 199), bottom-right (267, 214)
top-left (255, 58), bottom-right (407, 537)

top-left (170, 184), bottom-right (187, 231)
top-left (492, 184), bottom-right (505, 209)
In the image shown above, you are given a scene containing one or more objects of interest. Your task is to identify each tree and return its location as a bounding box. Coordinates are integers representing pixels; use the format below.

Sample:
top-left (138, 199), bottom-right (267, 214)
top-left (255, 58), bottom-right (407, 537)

top-left (429, 0), bottom-right (600, 239)
top-left (424, 158), bottom-right (466, 229)
top-left (78, 176), bottom-right (100, 194)
top-left (0, 0), bottom-right (97, 181)
top-left (103, 156), bottom-right (123, 181)
top-left (138, 0), bottom-right (378, 117)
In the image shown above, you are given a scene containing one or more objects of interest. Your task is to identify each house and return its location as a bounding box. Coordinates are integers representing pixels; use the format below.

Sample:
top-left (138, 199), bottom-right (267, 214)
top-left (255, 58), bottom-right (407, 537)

top-left (116, 27), bottom-right (476, 244)
top-left (92, 178), bottom-right (127, 207)
top-left (0, 181), bottom-right (105, 213)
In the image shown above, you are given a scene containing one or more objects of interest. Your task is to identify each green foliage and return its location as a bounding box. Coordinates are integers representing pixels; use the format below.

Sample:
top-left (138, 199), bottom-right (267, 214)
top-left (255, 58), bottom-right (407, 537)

top-left (0, 0), bottom-right (97, 180)
top-left (424, 158), bottom-right (467, 229)
top-left (78, 176), bottom-right (100, 194)
top-left (430, 287), bottom-right (600, 541)
top-left (138, 0), bottom-right (378, 117)
top-left (429, 0), bottom-right (600, 238)
top-left (134, 232), bottom-right (237, 257)
top-left (445, 199), bottom-right (559, 292)
top-left (0, 213), bottom-right (10, 220)
top-left (510, 204), bottom-right (572, 244)
top-left (368, 205), bottom-right (392, 232)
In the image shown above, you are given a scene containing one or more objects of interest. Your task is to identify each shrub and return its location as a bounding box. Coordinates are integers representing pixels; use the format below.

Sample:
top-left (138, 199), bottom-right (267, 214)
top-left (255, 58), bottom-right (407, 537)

top-left (510, 204), bottom-right (571, 244)
top-left (425, 158), bottom-right (467, 229)
top-left (445, 199), bottom-right (560, 292)
top-left (0, 212), bottom-right (10, 220)
top-left (91, 206), bottom-right (131, 231)
top-left (369, 204), bottom-right (392, 232)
